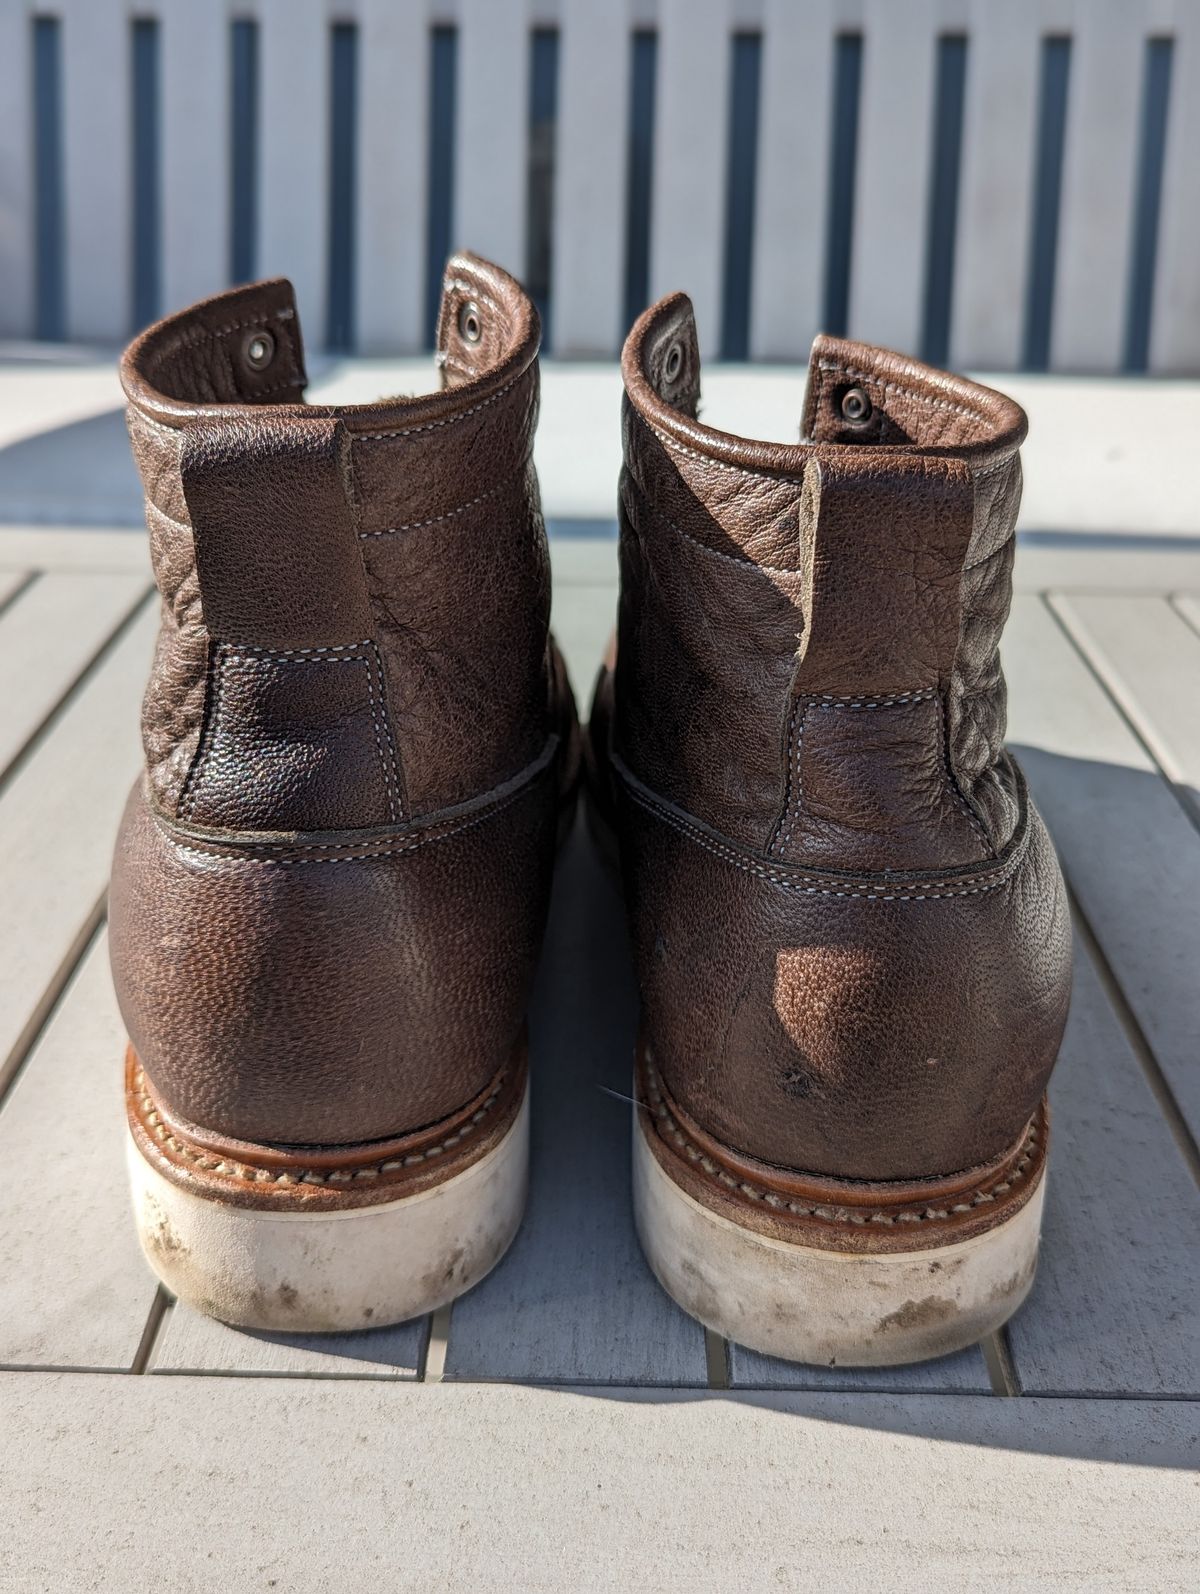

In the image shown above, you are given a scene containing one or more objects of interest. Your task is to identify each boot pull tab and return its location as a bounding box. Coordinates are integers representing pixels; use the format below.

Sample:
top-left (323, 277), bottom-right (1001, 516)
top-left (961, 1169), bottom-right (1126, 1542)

top-left (795, 453), bottom-right (975, 701)
top-left (645, 302), bottom-right (701, 419)
top-left (181, 413), bottom-right (373, 652)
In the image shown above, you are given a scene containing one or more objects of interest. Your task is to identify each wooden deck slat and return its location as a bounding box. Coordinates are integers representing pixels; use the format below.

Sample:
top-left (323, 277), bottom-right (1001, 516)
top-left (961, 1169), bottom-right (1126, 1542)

top-left (0, 601), bottom-right (154, 1093)
top-left (1050, 592), bottom-right (1200, 822)
top-left (0, 569), bottom-right (30, 612)
top-left (4, 1375), bottom-right (1197, 1590)
top-left (0, 935), bottom-right (157, 1369)
top-left (1004, 593), bottom-right (1200, 1144)
top-left (728, 1341), bottom-right (991, 1394)
top-left (442, 824), bottom-right (709, 1386)
top-left (1006, 940), bottom-right (1200, 1395)
top-left (0, 570), bottom-right (149, 778)
top-left (152, 1301), bottom-right (427, 1380)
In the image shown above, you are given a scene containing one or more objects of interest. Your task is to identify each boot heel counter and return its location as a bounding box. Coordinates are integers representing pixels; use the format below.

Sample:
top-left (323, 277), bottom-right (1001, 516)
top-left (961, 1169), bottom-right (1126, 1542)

top-left (624, 780), bottom-right (1072, 1183)
top-left (109, 753), bottom-right (559, 1146)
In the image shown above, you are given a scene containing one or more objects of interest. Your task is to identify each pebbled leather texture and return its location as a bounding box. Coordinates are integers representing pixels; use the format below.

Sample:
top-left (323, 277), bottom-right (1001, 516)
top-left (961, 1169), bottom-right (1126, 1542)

top-left (593, 295), bottom-right (1072, 1183)
top-left (112, 255), bottom-right (577, 1147)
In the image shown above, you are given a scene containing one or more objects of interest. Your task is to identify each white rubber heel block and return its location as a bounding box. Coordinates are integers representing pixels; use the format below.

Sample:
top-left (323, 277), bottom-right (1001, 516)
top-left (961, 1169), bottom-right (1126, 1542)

top-left (633, 1112), bottom-right (1044, 1367)
top-left (128, 1086), bottom-right (529, 1332)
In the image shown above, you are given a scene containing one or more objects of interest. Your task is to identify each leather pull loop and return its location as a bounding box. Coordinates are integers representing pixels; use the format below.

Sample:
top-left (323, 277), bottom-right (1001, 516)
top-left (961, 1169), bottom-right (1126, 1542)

top-left (181, 414), bottom-right (375, 652)
top-left (795, 453), bottom-right (975, 700)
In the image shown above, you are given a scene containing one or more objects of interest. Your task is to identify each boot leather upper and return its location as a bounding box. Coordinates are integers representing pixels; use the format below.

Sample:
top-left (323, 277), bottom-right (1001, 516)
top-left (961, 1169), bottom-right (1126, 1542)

top-left (596, 294), bottom-right (1072, 1183)
top-left (110, 255), bottom-right (576, 1147)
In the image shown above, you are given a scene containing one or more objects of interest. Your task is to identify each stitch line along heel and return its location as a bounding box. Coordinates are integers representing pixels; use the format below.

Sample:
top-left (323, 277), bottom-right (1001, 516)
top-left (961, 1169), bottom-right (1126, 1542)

top-left (125, 1043), bottom-right (529, 1332)
top-left (632, 1043), bottom-right (1048, 1367)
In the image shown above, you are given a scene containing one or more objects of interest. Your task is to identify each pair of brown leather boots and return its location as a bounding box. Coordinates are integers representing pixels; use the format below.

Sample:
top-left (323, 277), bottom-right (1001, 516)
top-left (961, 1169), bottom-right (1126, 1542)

top-left (112, 254), bottom-right (1071, 1367)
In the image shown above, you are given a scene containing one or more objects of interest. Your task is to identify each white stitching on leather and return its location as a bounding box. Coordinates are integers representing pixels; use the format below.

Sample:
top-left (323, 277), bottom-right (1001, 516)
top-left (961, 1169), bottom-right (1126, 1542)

top-left (356, 366), bottom-right (529, 441)
top-left (616, 761), bottom-right (1023, 901)
top-left (134, 1065), bottom-right (505, 1185)
top-left (182, 641), bottom-right (403, 822)
top-left (811, 689), bottom-right (936, 710)
top-left (361, 649), bottom-right (400, 822)
top-left (816, 360), bottom-right (988, 423)
top-left (643, 1059), bottom-right (1040, 1223)
top-left (358, 455), bottom-right (528, 538)
top-left (771, 701), bottom-right (808, 857)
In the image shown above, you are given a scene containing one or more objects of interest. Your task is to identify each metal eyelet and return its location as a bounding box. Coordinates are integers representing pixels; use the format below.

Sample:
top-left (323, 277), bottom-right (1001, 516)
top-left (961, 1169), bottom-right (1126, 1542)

top-left (840, 385), bottom-right (873, 426)
top-left (457, 300), bottom-right (483, 344)
top-left (242, 329), bottom-right (276, 371)
top-left (663, 341), bottom-right (684, 384)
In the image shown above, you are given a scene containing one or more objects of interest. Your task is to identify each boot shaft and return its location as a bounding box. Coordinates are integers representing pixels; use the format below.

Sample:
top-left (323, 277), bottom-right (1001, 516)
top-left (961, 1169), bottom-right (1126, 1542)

top-left (606, 296), bottom-right (1071, 1184)
top-left (616, 294), bottom-right (1027, 871)
top-left (121, 256), bottom-right (551, 830)
top-left (110, 258), bottom-right (571, 1151)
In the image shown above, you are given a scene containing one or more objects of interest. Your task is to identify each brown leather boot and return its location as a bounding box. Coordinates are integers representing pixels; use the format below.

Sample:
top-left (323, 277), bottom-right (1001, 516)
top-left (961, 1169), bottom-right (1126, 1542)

top-left (111, 255), bottom-right (578, 1331)
top-left (589, 295), bottom-right (1072, 1366)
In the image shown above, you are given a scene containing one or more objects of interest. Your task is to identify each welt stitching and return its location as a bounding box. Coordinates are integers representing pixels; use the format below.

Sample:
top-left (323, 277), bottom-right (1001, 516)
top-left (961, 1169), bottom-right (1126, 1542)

top-left (644, 1060), bottom-right (1040, 1223)
top-left (618, 768), bottom-right (1022, 900)
top-left (358, 453), bottom-right (529, 538)
top-left (357, 366), bottom-right (528, 441)
top-left (134, 1066), bottom-right (505, 1185)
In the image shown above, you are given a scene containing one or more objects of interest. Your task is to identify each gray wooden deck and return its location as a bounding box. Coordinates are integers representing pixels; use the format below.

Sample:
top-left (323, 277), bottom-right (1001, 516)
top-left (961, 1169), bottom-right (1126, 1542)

top-left (1, 369), bottom-right (1199, 1587)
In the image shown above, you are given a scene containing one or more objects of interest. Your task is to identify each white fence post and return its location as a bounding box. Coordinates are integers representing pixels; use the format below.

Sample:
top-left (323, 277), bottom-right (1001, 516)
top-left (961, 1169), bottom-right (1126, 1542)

top-left (0, 0), bottom-right (34, 341)
top-left (160, 0), bottom-right (228, 315)
top-left (846, 0), bottom-right (938, 353)
top-left (650, 0), bottom-right (731, 359)
top-left (750, 0), bottom-right (835, 363)
top-left (257, 0), bottom-right (328, 348)
top-left (454, 0), bottom-right (529, 281)
top-left (0, 0), bottom-right (1198, 369)
top-left (552, 0), bottom-right (631, 356)
top-left (62, 0), bottom-right (130, 343)
top-left (1051, 0), bottom-right (1144, 373)
top-left (950, 0), bottom-right (1042, 371)
top-left (356, 0), bottom-right (428, 354)
top-left (1150, 3), bottom-right (1200, 374)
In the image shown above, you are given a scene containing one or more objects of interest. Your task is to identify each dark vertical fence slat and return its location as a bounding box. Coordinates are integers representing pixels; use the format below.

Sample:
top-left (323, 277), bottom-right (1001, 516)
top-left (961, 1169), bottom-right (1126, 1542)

top-left (32, 16), bottom-right (65, 341)
top-left (326, 22), bottom-right (358, 351)
top-left (1023, 35), bottom-right (1072, 371)
top-left (424, 25), bottom-right (457, 348)
top-left (920, 34), bottom-right (967, 366)
top-left (1123, 37), bottom-right (1174, 373)
top-left (229, 19), bottom-right (259, 284)
top-left (130, 18), bottom-right (161, 332)
top-left (623, 30), bottom-right (658, 339)
top-left (719, 31), bottom-right (762, 361)
top-left (526, 27), bottom-right (560, 349)
top-left (822, 33), bottom-right (862, 339)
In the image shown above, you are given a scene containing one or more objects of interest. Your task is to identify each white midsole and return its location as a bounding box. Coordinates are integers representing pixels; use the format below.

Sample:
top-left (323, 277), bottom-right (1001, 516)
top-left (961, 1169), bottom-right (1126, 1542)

top-left (128, 1085), bottom-right (529, 1332)
top-left (633, 1111), bottom-right (1044, 1367)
